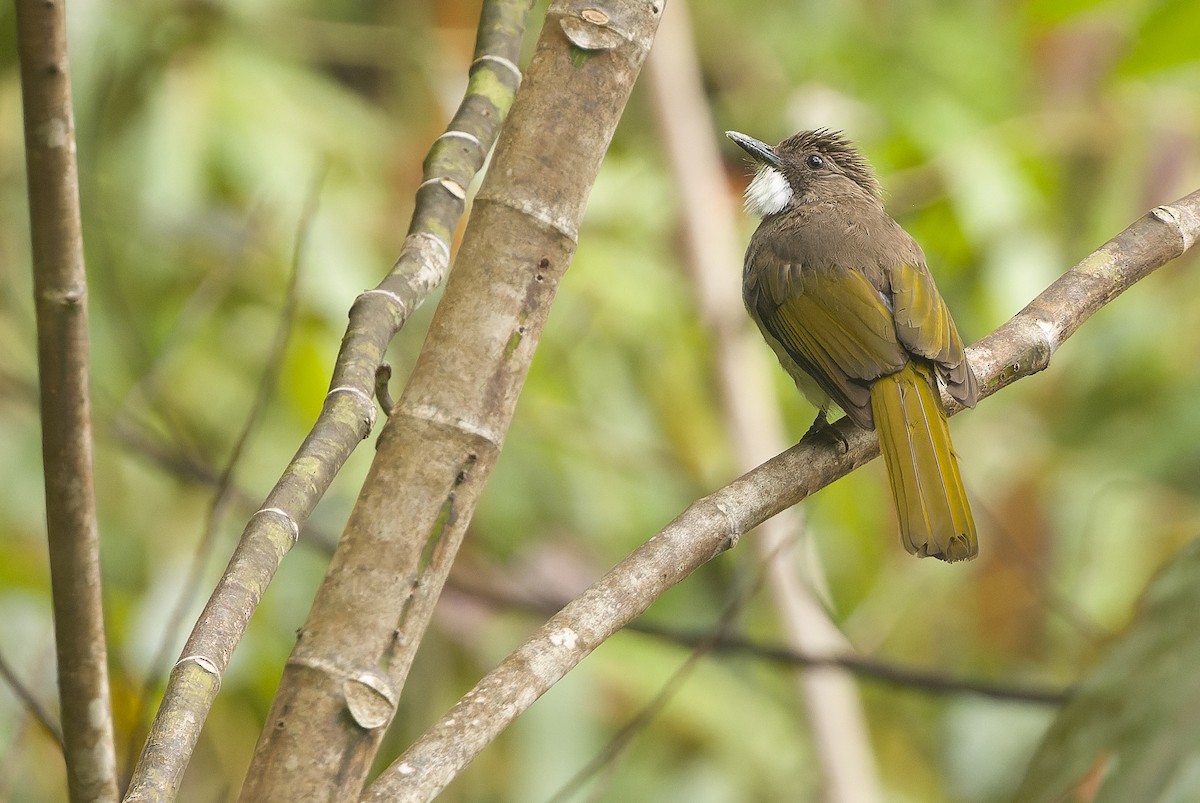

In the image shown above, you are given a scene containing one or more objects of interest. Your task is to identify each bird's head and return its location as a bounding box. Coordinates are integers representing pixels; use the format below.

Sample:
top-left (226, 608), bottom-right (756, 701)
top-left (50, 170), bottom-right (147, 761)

top-left (726, 128), bottom-right (882, 219)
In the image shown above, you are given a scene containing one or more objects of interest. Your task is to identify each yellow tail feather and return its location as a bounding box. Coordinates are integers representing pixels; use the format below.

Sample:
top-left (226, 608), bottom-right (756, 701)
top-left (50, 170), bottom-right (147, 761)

top-left (870, 362), bottom-right (977, 562)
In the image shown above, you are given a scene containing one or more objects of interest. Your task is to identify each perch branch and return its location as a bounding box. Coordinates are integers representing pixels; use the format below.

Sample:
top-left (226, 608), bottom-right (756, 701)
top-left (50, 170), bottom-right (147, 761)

top-left (367, 188), bottom-right (1200, 800)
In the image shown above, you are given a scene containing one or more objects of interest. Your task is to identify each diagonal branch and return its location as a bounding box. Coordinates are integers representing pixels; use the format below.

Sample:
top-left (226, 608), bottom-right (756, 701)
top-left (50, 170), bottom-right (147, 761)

top-left (240, 2), bottom-right (664, 799)
top-left (367, 189), bottom-right (1200, 800)
top-left (16, 0), bottom-right (118, 798)
top-left (122, 4), bottom-right (531, 800)
top-left (0, 648), bottom-right (64, 749)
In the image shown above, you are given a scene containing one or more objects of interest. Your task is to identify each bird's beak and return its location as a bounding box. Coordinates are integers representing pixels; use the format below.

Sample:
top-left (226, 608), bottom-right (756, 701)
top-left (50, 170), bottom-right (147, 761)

top-left (726, 131), bottom-right (782, 167)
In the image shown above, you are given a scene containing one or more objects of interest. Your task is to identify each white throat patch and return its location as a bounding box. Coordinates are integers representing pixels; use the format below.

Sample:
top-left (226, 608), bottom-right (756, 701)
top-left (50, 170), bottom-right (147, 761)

top-left (743, 166), bottom-right (792, 218)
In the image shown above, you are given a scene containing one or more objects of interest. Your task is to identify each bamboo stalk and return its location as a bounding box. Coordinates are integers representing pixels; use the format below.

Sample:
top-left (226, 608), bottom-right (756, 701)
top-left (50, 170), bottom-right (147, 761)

top-left (241, 2), bottom-right (664, 800)
top-left (122, 3), bottom-right (532, 800)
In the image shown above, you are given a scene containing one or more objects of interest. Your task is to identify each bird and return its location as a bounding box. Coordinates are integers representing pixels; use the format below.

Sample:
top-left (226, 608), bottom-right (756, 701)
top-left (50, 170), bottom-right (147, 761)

top-left (726, 128), bottom-right (979, 562)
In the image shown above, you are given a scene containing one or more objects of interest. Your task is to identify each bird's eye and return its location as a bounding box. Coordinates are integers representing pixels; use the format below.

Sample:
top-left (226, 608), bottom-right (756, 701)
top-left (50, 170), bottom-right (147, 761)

top-left (805, 154), bottom-right (825, 169)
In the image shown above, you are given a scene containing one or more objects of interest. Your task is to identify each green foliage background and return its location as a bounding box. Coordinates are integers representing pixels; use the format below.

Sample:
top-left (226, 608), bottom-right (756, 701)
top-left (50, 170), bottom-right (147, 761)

top-left (2, 0), bottom-right (1199, 800)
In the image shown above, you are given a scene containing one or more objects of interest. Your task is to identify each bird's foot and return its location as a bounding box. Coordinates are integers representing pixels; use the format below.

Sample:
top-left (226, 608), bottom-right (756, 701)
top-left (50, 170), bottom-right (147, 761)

top-left (803, 410), bottom-right (849, 453)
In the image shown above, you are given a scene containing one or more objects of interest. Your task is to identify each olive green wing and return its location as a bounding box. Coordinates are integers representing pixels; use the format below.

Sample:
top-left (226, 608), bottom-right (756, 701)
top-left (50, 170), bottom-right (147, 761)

top-left (747, 253), bottom-right (908, 429)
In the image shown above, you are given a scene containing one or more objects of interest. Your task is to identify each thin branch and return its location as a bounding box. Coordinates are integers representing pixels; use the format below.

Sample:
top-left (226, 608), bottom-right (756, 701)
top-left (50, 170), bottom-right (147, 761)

top-left (122, 171), bottom-right (323, 779)
top-left (445, 571), bottom-right (1069, 706)
top-left (544, 601), bottom-right (1067, 803)
top-left (15, 0), bottom-right (118, 797)
top-left (0, 648), bottom-right (64, 748)
top-left (122, 4), bottom-right (530, 799)
top-left (633, 625), bottom-right (1070, 706)
top-left (243, 2), bottom-right (662, 800)
top-left (370, 189), bottom-right (1200, 798)
top-left (645, 4), bottom-right (881, 802)
top-left (0, 646), bottom-right (62, 802)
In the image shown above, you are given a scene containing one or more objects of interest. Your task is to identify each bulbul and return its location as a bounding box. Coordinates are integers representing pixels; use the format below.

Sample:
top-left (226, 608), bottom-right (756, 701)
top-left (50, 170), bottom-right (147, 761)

top-left (727, 128), bottom-right (979, 562)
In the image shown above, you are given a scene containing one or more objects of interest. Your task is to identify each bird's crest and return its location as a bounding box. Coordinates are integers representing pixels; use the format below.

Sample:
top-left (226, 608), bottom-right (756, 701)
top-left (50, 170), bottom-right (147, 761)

top-left (778, 128), bottom-right (882, 199)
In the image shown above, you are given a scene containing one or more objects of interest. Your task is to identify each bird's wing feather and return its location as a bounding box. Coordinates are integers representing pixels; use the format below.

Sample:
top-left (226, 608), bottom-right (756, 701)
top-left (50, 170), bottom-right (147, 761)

top-left (887, 259), bottom-right (978, 406)
top-left (748, 252), bottom-right (908, 427)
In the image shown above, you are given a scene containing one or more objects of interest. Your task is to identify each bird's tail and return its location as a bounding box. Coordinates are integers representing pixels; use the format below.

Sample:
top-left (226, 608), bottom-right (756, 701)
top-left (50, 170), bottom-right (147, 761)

top-left (870, 361), bottom-right (977, 562)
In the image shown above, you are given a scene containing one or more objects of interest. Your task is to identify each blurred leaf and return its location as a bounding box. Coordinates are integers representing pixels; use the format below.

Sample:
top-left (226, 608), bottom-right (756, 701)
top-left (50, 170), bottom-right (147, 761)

top-left (1022, 0), bottom-right (1124, 26)
top-left (1121, 0), bottom-right (1200, 75)
top-left (1016, 535), bottom-right (1200, 802)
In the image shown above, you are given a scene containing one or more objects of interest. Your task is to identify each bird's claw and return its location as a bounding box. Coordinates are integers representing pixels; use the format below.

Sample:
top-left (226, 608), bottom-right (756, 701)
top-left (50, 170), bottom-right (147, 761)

top-left (803, 410), bottom-right (849, 453)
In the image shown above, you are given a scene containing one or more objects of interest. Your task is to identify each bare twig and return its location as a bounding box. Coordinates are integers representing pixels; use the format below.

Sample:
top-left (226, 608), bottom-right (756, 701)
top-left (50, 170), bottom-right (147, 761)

top-left (371, 189), bottom-right (1200, 798)
top-left (0, 648), bottom-right (64, 748)
top-left (16, 0), bottom-right (118, 797)
top-left (374, 362), bottom-right (395, 414)
top-left (122, 4), bottom-right (530, 799)
top-left (244, 2), bottom-right (663, 800)
top-left (445, 570), bottom-right (1069, 705)
top-left (645, 3), bottom-right (881, 801)
top-left (633, 625), bottom-right (1070, 706)
top-left (0, 647), bottom-right (63, 802)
